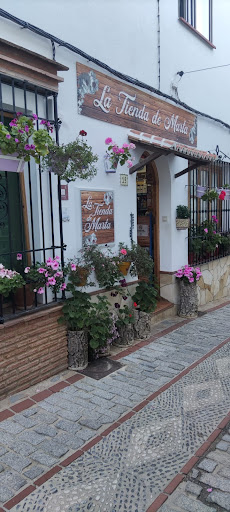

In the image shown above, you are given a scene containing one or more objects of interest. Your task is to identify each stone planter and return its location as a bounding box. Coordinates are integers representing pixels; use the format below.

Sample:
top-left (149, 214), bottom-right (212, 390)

top-left (114, 323), bottom-right (134, 347)
top-left (177, 280), bottom-right (198, 318)
top-left (176, 218), bottom-right (190, 230)
top-left (67, 329), bottom-right (88, 370)
top-left (0, 151), bottom-right (25, 173)
top-left (134, 309), bottom-right (151, 339)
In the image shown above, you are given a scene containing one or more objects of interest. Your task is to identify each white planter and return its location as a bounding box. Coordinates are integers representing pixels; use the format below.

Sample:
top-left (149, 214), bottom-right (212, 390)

top-left (196, 185), bottom-right (206, 198)
top-left (0, 151), bottom-right (25, 173)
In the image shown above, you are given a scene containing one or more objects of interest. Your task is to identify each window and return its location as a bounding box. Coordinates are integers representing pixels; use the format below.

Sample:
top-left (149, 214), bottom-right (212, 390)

top-left (179, 0), bottom-right (213, 42)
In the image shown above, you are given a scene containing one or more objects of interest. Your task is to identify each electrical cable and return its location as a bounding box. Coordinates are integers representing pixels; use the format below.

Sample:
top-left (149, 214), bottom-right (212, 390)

top-left (0, 8), bottom-right (230, 131)
top-left (178, 63), bottom-right (230, 76)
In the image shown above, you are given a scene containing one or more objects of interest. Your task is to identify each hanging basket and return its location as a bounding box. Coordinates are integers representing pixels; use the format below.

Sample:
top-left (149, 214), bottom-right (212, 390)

top-left (118, 262), bottom-right (131, 276)
top-left (196, 185), bottom-right (206, 198)
top-left (0, 151), bottom-right (25, 173)
top-left (176, 218), bottom-right (190, 230)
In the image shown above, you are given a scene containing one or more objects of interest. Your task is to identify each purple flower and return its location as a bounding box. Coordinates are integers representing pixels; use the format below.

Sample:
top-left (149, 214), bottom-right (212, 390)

top-left (9, 119), bottom-right (17, 127)
top-left (122, 296), bottom-right (128, 300)
top-left (15, 138), bottom-right (19, 143)
top-left (24, 144), bottom-right (31, 150)
top-left (18, 129), bottom-right (24, 133)
top-left (30, 144), bottom-right (36, 150)
top-left (32, 114), bottom-right (38, 120)
top-left (111, 291), bottom-right (118, 297)
top-left (6, 134), bottom-right (11, 139)
top-left (114, 303), bottom-right (120, 309)
top-left (24, 125), bottom-right (29, 133)
top-left (40, 120), bottom-right (46, 125)
top-left (16, 112), bottom-right (22, 117)
top-left (119, 278), bottom-right (127, 288)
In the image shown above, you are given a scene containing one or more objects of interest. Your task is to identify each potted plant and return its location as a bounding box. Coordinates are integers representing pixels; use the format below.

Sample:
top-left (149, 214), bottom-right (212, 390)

top-left (104, 138), bottom-right (136, 170)
top-left (129, 243), bottom-right (154, 280)
top-left (175, 265), bottom-right (202, 317)
top-left (201, 189), bottom-right (219, 202)
top-left (114, 243), bottom-right (131, 276)
top-left (88, 296), bottom-right (113, 358)
top-left (196, 185), bottom-right (206, 198)
top-left (0, 113), bottom-right (53, 170)
top-left (133, 281), bottom-right (157, 338)
top-left (24, 255), bottom-right (66, 296)
top-left (83, 244), bottom-right (122, 289)
top-left (59, 290), bottom-right (92, 369)
top-left (191, 217), bottom-right (221, 258)
top-left (42, 130), bottom-right (98, 182)
top-left (114, 304), bottom-right (135, 347)
top-left (176, 205), bottom-right (190, 230)
top-left (67, 258), bottom-right (92, 287)
top-left (0, 264), bottom-right (25, 297)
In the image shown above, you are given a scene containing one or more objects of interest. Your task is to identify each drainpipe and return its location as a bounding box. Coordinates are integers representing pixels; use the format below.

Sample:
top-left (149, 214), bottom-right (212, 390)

top-left (157, 0), bottom-right (160, 90)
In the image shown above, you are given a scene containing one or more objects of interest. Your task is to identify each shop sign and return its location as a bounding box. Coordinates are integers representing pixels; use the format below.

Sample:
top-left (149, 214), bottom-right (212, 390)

top-left (81, 190), bottom-right (114, 245)
top-left (77, 63), bottom-right (197, 146)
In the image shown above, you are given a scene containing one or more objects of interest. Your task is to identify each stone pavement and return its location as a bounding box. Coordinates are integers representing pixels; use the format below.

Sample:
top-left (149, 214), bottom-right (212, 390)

top-left (159, 420), bottom-right (230, 512)
top-left (0, 303), bottom-right (230, 511)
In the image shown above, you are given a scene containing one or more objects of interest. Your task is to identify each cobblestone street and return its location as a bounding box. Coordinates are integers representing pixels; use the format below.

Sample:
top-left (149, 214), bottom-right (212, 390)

top-left (0, 302), bottom-right (230, 511)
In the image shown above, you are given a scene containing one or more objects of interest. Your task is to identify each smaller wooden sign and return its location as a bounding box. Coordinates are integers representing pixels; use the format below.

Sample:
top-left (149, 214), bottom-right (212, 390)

top-left (137, 215), bottom-right (150, 248)
top-left (81, 190), bottom-right (114, 245)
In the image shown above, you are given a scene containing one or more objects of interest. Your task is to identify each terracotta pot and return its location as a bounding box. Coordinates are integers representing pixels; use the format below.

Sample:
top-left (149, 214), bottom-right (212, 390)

top-left (118, 262), bottom-right (131, 276)
top-left (14, 284), bottom-right (34, 310)
top-left (77, 267), bottom-right (89, 287)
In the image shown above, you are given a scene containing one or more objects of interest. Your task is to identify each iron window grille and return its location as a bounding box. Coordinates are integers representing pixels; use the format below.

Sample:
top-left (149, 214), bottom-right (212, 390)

top-left (179, 0), bottom-right (213, 42)
top-left (188, 161), bottom-right (230, 266)
top-left (0, 74), bottom-right (66, 323)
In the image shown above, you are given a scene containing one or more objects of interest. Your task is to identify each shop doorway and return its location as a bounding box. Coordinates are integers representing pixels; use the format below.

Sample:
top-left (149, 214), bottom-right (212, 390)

top-left (136, 156), bottom-right (160, 284)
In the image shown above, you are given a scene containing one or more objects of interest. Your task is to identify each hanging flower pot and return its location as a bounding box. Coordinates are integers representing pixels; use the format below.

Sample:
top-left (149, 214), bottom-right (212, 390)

top-left (176, 218), bottom-right (190, 230)
top-left (196, 185), bottom-right (206, 198)
top-left (77, 267), bottom-right (89, 287)
top-left (118, 261), bottom-right (131, 276)
top-left (0, 151), bottom-right (25, 173)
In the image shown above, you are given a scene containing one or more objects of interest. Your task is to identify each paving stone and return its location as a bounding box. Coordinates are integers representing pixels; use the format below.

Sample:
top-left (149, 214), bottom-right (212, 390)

top-left (19, 430), bottom-right (46, 446)
top-left (0, 485), bottom-right (14, 503)
top-left (77, 428), bottom-right (95, 441)
top-left (0, 446), bottom-right (8, 457)
top-left (0, 431), bottom-right (16, 446)
top-left (0, 470), bottom-right (27, 491)
top-left (111, 404), bottom-right (128, 415)
top-left (31, 450), bottom-right (58, 467)
top-left (21, 408), bottom-right (39, 417)
top-left (56, 409), bottom-right (82, 422)
top-left (79, 418), bottom-right (104, 430)
top-left (218, 466), bottom-right (230, 478)
top-left (0, 419), bottom-right (25, 434)
top-left (13, 414), bottom-right (40, 428)
top-left (93, 388), bottom-right (116, 400)
top-left (215, 440), bottom-right (229, 451)
top-left (185, 481), bottom-right (202, 496)
top-left (35, 411), bottom-right (59, 424)
top-left (207, 450), bottom-right (230, 465)
top-left (55, 419), bottom-right (80, 433)
top-left (89, 396), bottom-right (115, 409)
top-left (175, 493), bottom-right (217, 511)
top-left (191, 468), bottom-right (199, 479)
top-left (0, 464), bottom-right (4, 473)
top-left (199, 473), bottom-right (230, 492)
top-left (33, 424), bottom-right (57, 437)
top-left (198, 458), bottom-right (218, 473)
top-left (4, 439), bottom-right (35, 457)
top-left (0, 452), bottom-right (31, 472)
top-left (23, 465), bottom-right (44, 480)
top-left (222, 434), bottom-right (230, 442)
top-left (39, 439), bottom-right (69, 457)
top-left (207, 490), bottom-right (230, 511)
top-left (37, 402), bottom-right (60, 414)
top-left (55, 433), bottom-right (83, 450)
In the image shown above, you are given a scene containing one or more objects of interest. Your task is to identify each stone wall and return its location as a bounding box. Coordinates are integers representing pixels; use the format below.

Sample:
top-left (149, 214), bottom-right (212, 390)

top-left (197, 255), bottom-right (230, 305)
top-left (0, 305), bottom-right (68, 399)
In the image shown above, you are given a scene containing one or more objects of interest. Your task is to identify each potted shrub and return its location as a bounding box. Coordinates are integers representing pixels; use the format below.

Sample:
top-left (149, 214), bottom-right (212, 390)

top-left (59, 290), bottom-right (92, 370)
top-left (114, 304), bottom-right (135, 347)
top-left (129, 243), bottom-right (154, 280)
top-left (88, 296), bottom-right (113, 358)
top-left (0, 113), bottom-right (53, 169)
top-left (42, 130), bottom-right (98, 182)
top-left (67, 258), bottom-right (92, 288)
top-left (176, 205), bottom-right (190, 230)
top-left (83, 244), bottom-right (122, 289)
top-left (104, 138), bottom-right (136, 171)
top-left (133, 281), bottom-right (157, 339)
top-left (175, 265), bottom-right (202, 317)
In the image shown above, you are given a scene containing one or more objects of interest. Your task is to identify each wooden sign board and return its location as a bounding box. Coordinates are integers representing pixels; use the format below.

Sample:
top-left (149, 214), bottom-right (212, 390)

top-left (81, 190), bottom-right (114, 245)
top-left (77, 62), bottom-right (197, 146)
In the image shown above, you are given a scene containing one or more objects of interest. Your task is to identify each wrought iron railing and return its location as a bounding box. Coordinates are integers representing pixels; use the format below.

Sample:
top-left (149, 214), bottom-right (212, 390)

top-left (188, 161), bottom-right (230, 266)
top-left (0, 74), bottom-right (66, 322)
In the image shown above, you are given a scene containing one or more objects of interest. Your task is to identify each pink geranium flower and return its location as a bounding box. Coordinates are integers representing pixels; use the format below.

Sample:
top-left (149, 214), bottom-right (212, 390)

top-left (51, 260), bottom-right (59, 271)
top-left (37, 287), bottom-right (44, 294)
top-left (120, 249), bottom-right (127, 255)
top-left (24, 267), bottom-right (30, 273)
top-left (47, 277), bottom-right (56, 286)
top-left (204, 228), bottom-right (208, 233)
top-left (61, 283), bottom-right (66, 291)
top-left (71, 263), bottom-right (77, 271)
top-left (105, 137), bottom-right (113, 144)
top-left (17, 253), bottom-right (22, 260)
top-left (127, 160), bottom-right (133, 168)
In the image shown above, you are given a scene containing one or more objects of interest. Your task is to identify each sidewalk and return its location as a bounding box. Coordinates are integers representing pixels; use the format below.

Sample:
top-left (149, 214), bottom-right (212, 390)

top-left (0, 300), bottom-right (230, 511)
